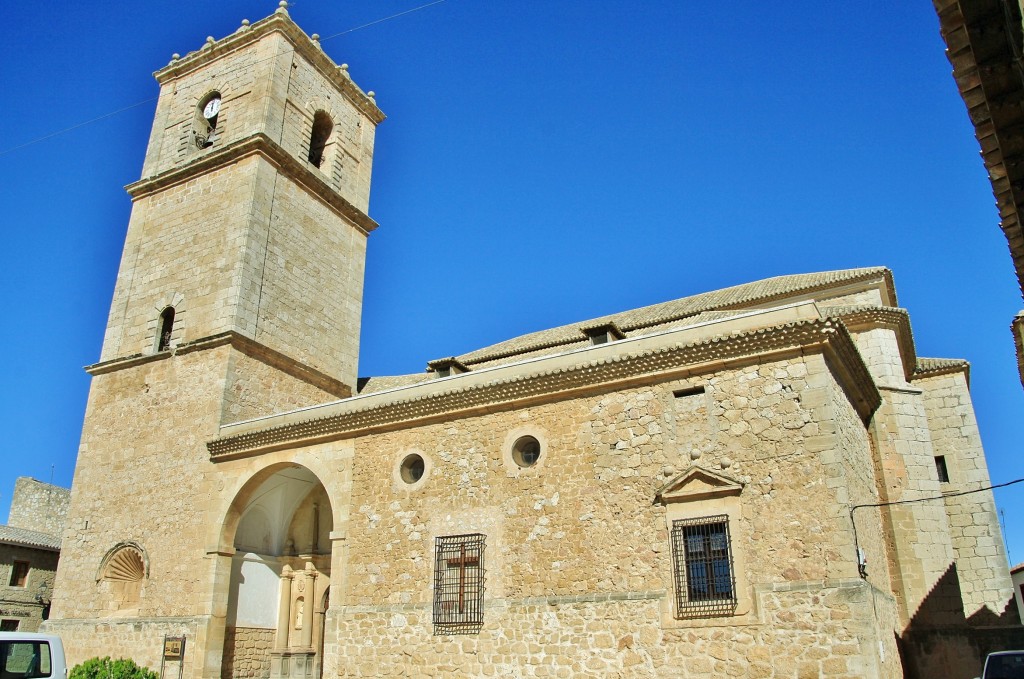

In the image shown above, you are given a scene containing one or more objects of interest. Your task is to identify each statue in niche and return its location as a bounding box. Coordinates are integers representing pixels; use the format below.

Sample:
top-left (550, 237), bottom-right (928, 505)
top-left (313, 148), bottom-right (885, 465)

top-left (294, 598), bottom-right (304, 629)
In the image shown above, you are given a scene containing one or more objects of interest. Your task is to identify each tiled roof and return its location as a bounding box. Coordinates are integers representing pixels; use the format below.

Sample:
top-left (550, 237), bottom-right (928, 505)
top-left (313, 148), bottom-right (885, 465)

top-left (914, 357), bottom-right (970, 380)
top-left (357, 373), bottom-right (434, 395)
top-left (454, 267), bottom-right (890, 367)
top-left (356, 268), bottom-right (892, 389)
top-left (0, 524), bottom-right (61, 551)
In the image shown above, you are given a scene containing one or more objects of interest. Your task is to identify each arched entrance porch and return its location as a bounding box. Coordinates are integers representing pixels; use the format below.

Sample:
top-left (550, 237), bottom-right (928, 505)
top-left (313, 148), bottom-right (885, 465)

top-left (220, 465), bottom-right (333, 679)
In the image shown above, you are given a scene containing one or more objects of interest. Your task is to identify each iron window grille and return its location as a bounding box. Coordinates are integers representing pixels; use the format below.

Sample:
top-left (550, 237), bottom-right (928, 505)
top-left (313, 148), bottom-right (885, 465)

top-left (433, 533), bottom-right (485, 634)
top-left (670, 515), bottom-right (737, 618)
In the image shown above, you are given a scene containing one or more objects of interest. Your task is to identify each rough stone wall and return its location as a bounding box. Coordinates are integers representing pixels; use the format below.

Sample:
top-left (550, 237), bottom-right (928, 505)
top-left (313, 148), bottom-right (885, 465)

top-left (848, 326), bottom-right (958, 625)
top-left (221, 626), bottom-right (274, 679)
top-left (221, 349), bottom-right (343, 425)
top-left (44, 617), bottom-right (198, 675)
top-left (320, 352), bottom-right (898, 677)
top-left (328, 582), bottom-right (901, 678)
top-left (50, 349), bottom-right (229, 623)
top-left (0, 543), bottom-right (59, 632)
top-left (916, 370), bottom-right (1014, 619)
top-left (8, 477), bottom-right (70, 536)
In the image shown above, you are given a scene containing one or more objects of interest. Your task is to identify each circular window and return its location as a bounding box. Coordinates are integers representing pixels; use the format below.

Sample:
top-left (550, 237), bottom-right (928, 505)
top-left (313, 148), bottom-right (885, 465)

top-left (400, 454), bottom-right (426, 484)
top-left (511, 436), bottom-right (541, 468)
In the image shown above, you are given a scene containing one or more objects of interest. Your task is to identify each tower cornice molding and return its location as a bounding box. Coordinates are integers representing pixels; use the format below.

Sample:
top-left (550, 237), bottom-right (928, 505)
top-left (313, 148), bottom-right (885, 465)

top-left (125, 132), bottom-right (378, 235)
top-left (85, 330), bottom-right (351, 400)
top-left (154, 11), bottom-right (384, 125)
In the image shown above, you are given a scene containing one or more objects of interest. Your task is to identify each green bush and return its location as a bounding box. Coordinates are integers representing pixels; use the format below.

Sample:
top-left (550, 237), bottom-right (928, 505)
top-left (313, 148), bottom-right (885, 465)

top-left (69, 657), bottom-right (159, 679)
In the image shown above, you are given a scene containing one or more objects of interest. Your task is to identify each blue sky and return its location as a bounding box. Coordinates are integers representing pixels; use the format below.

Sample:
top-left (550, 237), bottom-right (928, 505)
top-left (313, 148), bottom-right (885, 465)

top-left (2, 1), bottom-right (1023, 568)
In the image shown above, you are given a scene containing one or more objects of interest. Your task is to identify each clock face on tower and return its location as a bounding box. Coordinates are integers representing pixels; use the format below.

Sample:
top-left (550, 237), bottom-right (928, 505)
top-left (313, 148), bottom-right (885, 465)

top-left (203, 96), bottom-right (221, 120)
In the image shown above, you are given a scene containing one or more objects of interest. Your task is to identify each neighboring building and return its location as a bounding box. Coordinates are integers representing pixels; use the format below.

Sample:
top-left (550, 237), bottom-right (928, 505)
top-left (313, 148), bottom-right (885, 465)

top-left (45, 7), bottom-right (1019, 679)
top-left (1012, 562), bottom-right (1024, 624)
top-left (933, 0), bottom-right (1024, 386)
top-left (1, 477), bottom-right (70, 631)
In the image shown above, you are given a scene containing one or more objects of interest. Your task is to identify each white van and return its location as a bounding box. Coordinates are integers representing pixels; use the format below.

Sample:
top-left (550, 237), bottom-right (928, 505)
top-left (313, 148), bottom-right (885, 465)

top-left (0, 633), bottom-right (67, 679)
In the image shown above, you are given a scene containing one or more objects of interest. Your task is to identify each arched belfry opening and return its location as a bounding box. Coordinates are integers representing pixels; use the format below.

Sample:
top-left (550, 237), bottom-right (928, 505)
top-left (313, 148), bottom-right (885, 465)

top-left (193, 92), bottom-right (221, 149)
top-left (221, 466), bottom-right (333, 679)
top-left (157, 306), bottom-right (175, 351)
top-left (307, 111), bottom-right (333, 169)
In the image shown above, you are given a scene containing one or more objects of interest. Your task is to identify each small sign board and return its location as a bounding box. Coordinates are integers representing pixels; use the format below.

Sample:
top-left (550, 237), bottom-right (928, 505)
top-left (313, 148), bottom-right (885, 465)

top-left (159, 636), bottom-right (186, 679)
top-left (163, 636), bottom-right (185, 660)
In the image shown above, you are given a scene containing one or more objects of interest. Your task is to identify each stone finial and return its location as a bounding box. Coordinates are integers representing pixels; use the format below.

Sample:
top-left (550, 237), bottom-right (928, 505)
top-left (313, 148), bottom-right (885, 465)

top-left (277, 0), bottom-right (289, 14)
top-left (203, 36), bottom-right (215, 50)
top-left (367, 91), bottom-right (376, 99)
top-left (171, 53), bottom-right (180, 62)
top-left (689, 447), bottom-right (702, 460)
top-left (238, 19), bottom-right (250, 31)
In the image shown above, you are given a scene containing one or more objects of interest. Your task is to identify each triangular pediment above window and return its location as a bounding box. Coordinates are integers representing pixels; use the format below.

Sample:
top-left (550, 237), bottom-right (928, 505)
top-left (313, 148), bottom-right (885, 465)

top-left (655, 466), bottom-right (744, 504)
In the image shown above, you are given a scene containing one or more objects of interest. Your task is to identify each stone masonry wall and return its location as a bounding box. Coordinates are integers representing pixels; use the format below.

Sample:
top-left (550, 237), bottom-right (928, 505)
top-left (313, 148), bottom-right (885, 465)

top-left (849, 326), bottom-right (958, 625)
top-left (916, 370), bottom-right (1014, 619)
top-left (51, 349), bottom-right (229, 623)
top-left (221, 626), bottom-right (274, 679)
top-left (45, 617), bottom-right (199, 676)
top-left (318, 351), bottom-right (899, 677)
top-left (248, 158), bottom-right (368, 387)
top-left (328, 581), bottom-right (901, 678)
top-left (222, 349), bottom-right (343, 425)
top-left (8, 477), bottom-right (70, 536)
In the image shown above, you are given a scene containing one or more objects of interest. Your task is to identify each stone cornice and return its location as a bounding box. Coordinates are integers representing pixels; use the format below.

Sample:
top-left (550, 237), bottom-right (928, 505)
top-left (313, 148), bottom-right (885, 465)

top-left (822, 306), bottom-right (917, 382)
top-left (912, 358), bottom-right (971, 386)
top-left (86, 331), bottom-right (350, 399)
top-left (207, 316), bottom-right (881, 461)
top-left (124, 133), bottom-right (378, 235)
top-left (153, 10), bottom-right (384, 125)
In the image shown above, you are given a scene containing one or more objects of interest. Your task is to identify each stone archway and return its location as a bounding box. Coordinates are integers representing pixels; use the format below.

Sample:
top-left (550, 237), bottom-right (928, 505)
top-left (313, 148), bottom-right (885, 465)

top-left (220, 465), bottom-right (333, 679)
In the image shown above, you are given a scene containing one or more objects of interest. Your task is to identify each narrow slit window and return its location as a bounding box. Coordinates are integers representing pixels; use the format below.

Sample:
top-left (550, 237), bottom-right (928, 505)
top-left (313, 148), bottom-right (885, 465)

top-left (433, 533), bottom-right (485, 634)
top-left (157, 307), bottom-right (175, 351)
top-left (308, 111), bottom-right (333, 169)
top-left (935, 456), bottom-right (950, 483)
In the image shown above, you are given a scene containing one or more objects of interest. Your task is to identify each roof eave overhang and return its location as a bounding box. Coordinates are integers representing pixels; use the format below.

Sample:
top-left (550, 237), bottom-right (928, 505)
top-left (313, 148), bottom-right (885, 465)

top-left (207, 311), bottom-right (881, 461)
top-left (935, 0), bottom-right (1024, 296)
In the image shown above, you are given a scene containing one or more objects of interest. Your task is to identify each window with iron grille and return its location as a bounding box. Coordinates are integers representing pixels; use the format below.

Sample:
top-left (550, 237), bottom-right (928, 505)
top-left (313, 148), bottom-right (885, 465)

top-left (433, 533), bottom-right (485, 634)
top-left (670, 515), bottom-right (737, 617)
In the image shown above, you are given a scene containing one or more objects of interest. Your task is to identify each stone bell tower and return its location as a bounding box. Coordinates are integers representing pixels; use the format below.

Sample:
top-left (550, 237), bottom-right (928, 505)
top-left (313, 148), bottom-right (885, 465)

top-left (98, 1), bottom-right (383, 402)
top-left (47, 6), bottom-right (383, 676)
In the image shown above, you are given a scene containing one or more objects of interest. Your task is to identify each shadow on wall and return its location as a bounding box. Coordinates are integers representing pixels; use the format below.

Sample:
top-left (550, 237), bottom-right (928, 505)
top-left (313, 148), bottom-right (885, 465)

top-left (899, 563), bottom-right (1023, 679)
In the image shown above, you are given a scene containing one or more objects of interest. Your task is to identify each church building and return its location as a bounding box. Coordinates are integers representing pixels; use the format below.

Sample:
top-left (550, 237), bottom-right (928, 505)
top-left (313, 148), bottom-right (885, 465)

top-left (46, 6), bottom-right (1018, 678)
